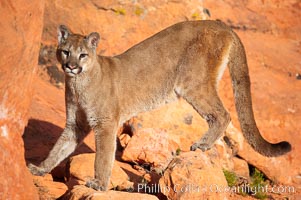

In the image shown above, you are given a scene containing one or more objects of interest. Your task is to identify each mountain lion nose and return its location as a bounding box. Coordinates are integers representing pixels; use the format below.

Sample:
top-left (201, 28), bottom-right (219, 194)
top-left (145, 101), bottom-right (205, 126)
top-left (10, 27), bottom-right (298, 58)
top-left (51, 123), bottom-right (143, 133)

top-left (67, 64), bottom-right (77, 70)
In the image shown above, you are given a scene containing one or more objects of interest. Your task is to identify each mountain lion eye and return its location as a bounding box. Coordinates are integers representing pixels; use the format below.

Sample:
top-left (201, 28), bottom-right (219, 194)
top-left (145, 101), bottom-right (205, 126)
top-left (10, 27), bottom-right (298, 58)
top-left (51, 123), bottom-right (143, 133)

top-left (79, 54), bottom-right (88, 59)
top-left (62, 50), bottom-right (69, 57)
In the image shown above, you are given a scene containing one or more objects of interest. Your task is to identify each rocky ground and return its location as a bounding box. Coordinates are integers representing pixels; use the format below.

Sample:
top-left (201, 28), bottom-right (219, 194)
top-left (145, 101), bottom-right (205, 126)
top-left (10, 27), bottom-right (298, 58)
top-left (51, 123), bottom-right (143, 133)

top-left (1, 0), bottom-right (301, 199)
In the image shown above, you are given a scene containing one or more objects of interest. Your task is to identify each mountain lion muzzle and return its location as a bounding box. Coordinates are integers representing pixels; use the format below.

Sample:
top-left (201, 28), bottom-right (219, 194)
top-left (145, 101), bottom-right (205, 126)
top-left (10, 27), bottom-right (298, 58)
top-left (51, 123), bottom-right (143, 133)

top-left (28, 20), bottom-right (291, 191)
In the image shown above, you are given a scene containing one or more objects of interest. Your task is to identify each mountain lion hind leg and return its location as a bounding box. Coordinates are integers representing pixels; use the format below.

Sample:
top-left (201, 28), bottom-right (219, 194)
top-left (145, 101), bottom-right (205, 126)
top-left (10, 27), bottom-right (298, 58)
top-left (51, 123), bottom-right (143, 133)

top-left (176, 31), bottom-right (232, 152)
top-left (183, 85), bottom-right (231, 151)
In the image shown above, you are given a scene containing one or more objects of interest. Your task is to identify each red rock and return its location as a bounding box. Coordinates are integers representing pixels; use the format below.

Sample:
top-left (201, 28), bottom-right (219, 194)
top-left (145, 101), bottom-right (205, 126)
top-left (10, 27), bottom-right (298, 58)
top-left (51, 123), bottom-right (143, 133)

top-left (119, 133), bottom-right (131, 148)
top-left (232, 157), bottom-right (250, 179)
top-left (120, 100), bottom-right (236, 171)
top-left (121, 128), bottom-right (179, 169)
top-left (117, 160), bottom-right (156, 188)
top-left (67, 153), bottom-right (130, 190)
top-left (64, 185), bottom-right (159, 200)
top-left (0, 0), bottom-right (45, 199)
top-left (123, 99), bottom-right (208, 152)
top-left (159, 151), bottom-right (229, 200)
top-left (42, 0), bottom-right (207, 55)
top-left (33, 174), bottom-right (68, 199)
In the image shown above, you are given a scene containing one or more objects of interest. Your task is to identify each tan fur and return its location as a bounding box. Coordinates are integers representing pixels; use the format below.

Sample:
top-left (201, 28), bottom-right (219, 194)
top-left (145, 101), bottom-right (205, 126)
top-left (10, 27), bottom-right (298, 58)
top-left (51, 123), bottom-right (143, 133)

top-left (28, 20), bottom-right (291, 191)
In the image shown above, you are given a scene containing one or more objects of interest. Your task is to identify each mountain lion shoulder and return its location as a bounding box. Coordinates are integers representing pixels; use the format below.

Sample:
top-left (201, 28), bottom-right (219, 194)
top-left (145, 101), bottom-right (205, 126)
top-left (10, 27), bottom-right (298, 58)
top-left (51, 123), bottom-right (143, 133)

top-left (28, 20), bottom-right (291, 191)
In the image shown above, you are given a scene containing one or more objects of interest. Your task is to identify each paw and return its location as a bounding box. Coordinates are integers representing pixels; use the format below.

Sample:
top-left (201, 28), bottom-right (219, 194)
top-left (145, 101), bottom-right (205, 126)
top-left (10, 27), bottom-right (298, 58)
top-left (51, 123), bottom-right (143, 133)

top-left (190, 142), bottom-right (211, 152)
top-left (85, 178), bottom-right (106, 191)
top-left (27, 163), bottom-right (47, 176)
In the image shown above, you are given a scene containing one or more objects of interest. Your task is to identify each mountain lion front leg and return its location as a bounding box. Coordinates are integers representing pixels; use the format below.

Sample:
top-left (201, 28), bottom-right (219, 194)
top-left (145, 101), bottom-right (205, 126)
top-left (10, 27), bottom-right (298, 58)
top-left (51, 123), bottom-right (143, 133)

top-left (86, 121), bottom-right (118, 191)
top-left (28, 125), bottom-right (87, 176)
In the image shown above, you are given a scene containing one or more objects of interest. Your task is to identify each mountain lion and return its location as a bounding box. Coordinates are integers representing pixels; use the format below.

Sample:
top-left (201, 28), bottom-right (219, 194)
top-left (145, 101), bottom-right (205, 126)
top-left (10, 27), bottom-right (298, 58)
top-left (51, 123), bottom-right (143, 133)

top-left (28, 20), bottom-right (291, 191)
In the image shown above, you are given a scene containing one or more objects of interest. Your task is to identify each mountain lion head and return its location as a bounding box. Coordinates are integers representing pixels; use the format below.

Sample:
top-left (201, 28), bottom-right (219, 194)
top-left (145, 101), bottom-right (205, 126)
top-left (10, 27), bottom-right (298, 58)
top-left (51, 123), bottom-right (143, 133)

top-left (56, 25), bottom-right (100, 77)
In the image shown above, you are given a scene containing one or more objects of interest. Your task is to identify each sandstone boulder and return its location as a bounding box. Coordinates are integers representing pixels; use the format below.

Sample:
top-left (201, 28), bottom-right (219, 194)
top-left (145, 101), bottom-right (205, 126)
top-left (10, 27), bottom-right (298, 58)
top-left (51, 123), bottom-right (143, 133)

top-left (232, 157), bottom-right (250, 179)
top-left (33, 174), bottom-right (68, 199)
top-left (123, 99), bottom-right (208, 152)
top-left (0, 1), bottom-right (45, 199)
top-left (159, 151), bottom-right (229, 200)
top-left (120, 99), bottom-right (237, 171)
top-left (121, 128), bottom-right (179, 170)
top-left (67, 153), bottom-right (130, 190)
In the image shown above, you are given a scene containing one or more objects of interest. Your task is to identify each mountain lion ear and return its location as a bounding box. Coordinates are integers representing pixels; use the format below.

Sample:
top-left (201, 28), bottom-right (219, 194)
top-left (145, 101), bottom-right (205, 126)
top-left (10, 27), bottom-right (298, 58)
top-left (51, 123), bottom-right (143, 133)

top-left (85, 32), bottom-right (100, 49)
top-left (57, 25), bottom-right (70, 45)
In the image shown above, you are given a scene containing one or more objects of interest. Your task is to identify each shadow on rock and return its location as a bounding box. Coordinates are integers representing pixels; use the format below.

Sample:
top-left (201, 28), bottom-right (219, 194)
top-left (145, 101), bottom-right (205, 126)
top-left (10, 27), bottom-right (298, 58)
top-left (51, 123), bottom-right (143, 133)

top-left (22, 119), bottom-right (94, 167)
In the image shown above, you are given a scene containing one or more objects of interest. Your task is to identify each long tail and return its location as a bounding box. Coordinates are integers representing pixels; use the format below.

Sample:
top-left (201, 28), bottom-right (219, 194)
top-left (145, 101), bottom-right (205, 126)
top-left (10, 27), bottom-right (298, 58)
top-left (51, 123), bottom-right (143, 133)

top-left (227, 32), bottom-right (291, 157)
